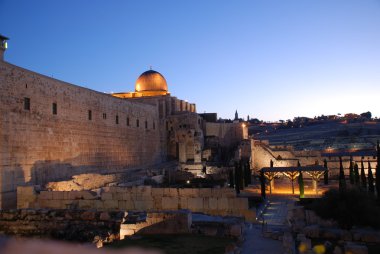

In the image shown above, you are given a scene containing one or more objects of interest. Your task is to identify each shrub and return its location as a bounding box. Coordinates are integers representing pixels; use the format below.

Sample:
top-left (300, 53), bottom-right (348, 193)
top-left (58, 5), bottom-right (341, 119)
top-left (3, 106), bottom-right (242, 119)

top-left (306, 187), bottom-right (380, 229)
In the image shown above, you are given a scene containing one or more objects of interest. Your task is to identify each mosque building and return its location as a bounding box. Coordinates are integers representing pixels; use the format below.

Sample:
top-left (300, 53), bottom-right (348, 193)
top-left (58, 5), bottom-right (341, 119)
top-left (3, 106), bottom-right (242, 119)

top-left (0, 35), bottom-right (248, 209)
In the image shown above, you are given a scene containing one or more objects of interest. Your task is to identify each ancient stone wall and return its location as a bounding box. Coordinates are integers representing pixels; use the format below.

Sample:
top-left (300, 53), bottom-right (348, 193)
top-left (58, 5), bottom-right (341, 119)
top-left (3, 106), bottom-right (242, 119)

top-left (0, 208), bottom-right (124, 242)
top-left (0, 61), bottom-right (162, 209)
top-left (204, 122), bottom-right (247, 148)
top-left (17, 186), bottom-right (255, 222)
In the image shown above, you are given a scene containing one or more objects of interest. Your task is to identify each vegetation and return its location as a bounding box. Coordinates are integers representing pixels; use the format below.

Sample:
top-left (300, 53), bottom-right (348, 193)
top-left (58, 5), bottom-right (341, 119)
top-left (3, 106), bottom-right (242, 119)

top-left (361, 160), bottom-right (367, 190)
top-left (349, 156), bottom-right (354, 185)
top-left (338, 157), bottom-right (346, 193)
top-left (323, 159), bottom-right (328, 185)
top-left (368, 161), bottom-right (375, 193)
top-left (306, 188), bottom-right (380, 230)
top-left (298, 171), bottom-right (304, 198)
top-left (354, 163), bottom-right (360, 186)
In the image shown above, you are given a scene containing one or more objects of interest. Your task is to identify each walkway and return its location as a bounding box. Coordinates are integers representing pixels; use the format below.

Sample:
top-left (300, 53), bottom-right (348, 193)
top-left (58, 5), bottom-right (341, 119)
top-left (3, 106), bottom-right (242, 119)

top-left (241, 196), bottom-right (296, 254)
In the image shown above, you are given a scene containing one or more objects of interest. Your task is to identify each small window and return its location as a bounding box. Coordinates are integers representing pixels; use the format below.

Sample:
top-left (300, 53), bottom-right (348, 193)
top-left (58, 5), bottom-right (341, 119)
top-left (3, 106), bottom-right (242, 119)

top-left (52, 103), bottom-right (57, 115)
top-left (24, 97), bottom-right (30, 110)
top-left (153, 122), bottom-right (156, 130)
top-left (88, 110), bottom-right (92, 120)
top-left (103, 113), bottom-right (107, 119)
top-left (166, 121), bottom-right (169, 131)
top-left (127, 117), bottom-right (130, 126)
top-left (116, 115), bottom-right (119, 124)
top-left (145, 120), bottom-right (148, 129)
top-left (136, 119), bottom-right (139, 127)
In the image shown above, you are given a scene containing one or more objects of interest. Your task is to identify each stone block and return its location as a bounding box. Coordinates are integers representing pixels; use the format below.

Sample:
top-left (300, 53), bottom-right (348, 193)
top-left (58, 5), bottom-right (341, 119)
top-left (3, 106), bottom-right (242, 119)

top-left (199, 188), bottom-right (211, 197)
top-left (67, 191), bottom-right (81, 200)
top-left (99, 212), bottom-right (110, 221)
top-left (234, 198), bottom-right (249, 210)
top-left (242, 209), bottom-right (256, 222)
top-left (120, 228), bottom-right (135, 239)
top-left (134, 199), bottom-right (154, 210)
top-left (151, 188), bottom-right (164, 197)
top-left (162, 197), bottom-right (178, 210)
top-left (52, 191), bottom-right (64, 200)
top-left (94, 200), bottom-right (104, 210)
top-left (103, 200), bottom-right (119, 210)
top-left (179, 198), bottom-right (188, 209)
top-left (39, 191), bottom-right (53, 200)
top-left (80, 191), bottom-right (97, 200)
top-left (123, 192), bottom-right (133, 201)
top-left (188, 198), bottom-right (203, 211)
top-left (153, 197), bottom-right (162, 210)
top-left (217, 198), bottom-right (228, 210)
top-left (78, 200), bottom-right (95, 209)
top-left (101, 192), bottom-right (113, 200)
top-left (209, 198), bottom-right (218, 210)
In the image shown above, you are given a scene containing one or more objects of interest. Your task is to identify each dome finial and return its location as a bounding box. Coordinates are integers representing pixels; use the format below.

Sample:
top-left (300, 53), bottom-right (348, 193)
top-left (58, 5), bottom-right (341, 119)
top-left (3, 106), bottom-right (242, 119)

top-left (149, 65), bottom-right (152, 70)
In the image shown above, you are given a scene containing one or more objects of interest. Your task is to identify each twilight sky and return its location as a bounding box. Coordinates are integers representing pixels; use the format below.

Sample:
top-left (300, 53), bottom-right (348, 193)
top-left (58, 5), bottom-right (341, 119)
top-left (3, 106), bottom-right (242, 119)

top-left (1, 0), bottom-right (379, 121)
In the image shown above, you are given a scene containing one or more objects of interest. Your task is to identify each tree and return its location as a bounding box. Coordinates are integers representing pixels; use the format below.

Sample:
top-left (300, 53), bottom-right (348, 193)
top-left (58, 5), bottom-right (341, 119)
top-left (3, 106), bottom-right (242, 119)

top-left (376, 141), bottom-right (380, 198)
top-left (234, 162), bottom-right (240, 194)
top-left (323, 159), bottom-right (329, 185)
top-left (260, 170), bottom-right (266, 199)
top-left (368, 161), bottom-right (375, 194)
top-left (339, 157), bottom-right (346, 193)
top-left (298, 171), bottom-right (305, 198)
top-left (360, 159), bottom-right (367, 191)
top-left (354, 163), bottom-right (360, 186)
top-left (239, 162), bottom-right (244, 190)
top-left (349, 156), bottom-right (355, 185)
top-left (229, 168), bottom-right (234, 188)
top-left (248, 161), bottom-right (252, 184)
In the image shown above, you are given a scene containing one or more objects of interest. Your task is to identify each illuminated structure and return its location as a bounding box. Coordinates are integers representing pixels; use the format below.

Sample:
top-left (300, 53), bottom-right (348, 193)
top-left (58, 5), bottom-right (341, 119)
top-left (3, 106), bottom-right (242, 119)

top-left (0, 36), bottom-right (248, 208)
top-left (113, 70), bottom-right (170, 98)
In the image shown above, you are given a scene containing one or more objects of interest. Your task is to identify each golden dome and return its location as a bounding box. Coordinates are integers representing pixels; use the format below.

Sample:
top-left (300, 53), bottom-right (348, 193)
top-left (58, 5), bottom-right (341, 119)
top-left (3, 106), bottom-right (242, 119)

top-left (135, 70), bottom-right (168, 92)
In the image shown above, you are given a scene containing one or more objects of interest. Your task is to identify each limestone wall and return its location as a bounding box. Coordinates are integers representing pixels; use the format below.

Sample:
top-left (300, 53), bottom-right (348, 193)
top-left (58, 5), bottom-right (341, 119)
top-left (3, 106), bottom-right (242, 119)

top-left (17, 186), bottom-right (255, 222)
top-left (0, 208), bottom-right (124, 241)
top-left (0, 61), bottom-right (162, 209)
top-left (205, 122), bottom-right (246, 147)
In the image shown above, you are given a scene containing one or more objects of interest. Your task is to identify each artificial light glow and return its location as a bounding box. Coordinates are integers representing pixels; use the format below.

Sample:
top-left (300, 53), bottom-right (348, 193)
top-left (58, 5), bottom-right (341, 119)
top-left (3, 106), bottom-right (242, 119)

top-left (4, 42), bottom-right (7, 49)
top-left (186, 180), bottom-right (190, 184)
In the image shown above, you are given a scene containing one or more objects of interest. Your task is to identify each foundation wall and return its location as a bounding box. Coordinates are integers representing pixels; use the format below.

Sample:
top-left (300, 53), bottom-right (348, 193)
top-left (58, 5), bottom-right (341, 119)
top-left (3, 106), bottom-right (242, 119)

top-left (0, 61), bottom-right (161, 208)
top-left (17, 186), bottom-right (255, 222)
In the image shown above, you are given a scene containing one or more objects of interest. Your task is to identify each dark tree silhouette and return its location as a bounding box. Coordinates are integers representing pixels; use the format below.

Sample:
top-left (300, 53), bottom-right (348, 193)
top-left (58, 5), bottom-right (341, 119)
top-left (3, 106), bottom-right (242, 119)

top-left (368, 161), bottom-right (375, 194)
top-left (360, 159), bottom-right (367, 191)
top-left (323, 159), bottom-right (329, 185)
top-left (349, 156), bottom-right (355, 185)
top-left (339, 157), bottom-right (346, 193)
top-left (298, 171), bottom-right (305, 198)
top-left (234, 162), bottom-right (240, 194)
top-left (354, 163), bottom-right (360, 186)
top-left (229, 168), bottom-right (234, 188)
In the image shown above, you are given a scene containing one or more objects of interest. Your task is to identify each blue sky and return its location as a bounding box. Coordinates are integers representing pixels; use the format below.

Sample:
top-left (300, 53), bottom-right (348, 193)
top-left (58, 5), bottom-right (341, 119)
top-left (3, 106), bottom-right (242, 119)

top-left (1, 0), bottom-right (379, 121)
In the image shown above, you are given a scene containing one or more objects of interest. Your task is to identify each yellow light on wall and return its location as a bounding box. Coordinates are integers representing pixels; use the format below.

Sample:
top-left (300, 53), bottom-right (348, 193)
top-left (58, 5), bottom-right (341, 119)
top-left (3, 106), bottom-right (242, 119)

top-left (3, 41), bottom-right (7, 49)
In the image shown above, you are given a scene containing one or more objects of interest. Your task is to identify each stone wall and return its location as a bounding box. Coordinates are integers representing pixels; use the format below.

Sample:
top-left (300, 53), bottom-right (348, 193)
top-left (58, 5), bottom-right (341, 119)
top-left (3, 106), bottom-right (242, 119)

top-left (204, 122), bottom-right (247, 148)
top-left (17, 186), bottom-right (255, 222)
top-left (0, 209), bottom-right (124, 242)
top-left (0, 61), bottom-right (162, 209)
top-left (120, 210), bottom-right (192, 239)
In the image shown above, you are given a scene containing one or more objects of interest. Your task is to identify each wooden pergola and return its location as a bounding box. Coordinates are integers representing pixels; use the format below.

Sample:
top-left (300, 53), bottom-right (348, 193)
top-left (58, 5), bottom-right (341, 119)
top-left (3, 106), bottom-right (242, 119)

top-left (261, 165), bottom-right (326, 194)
